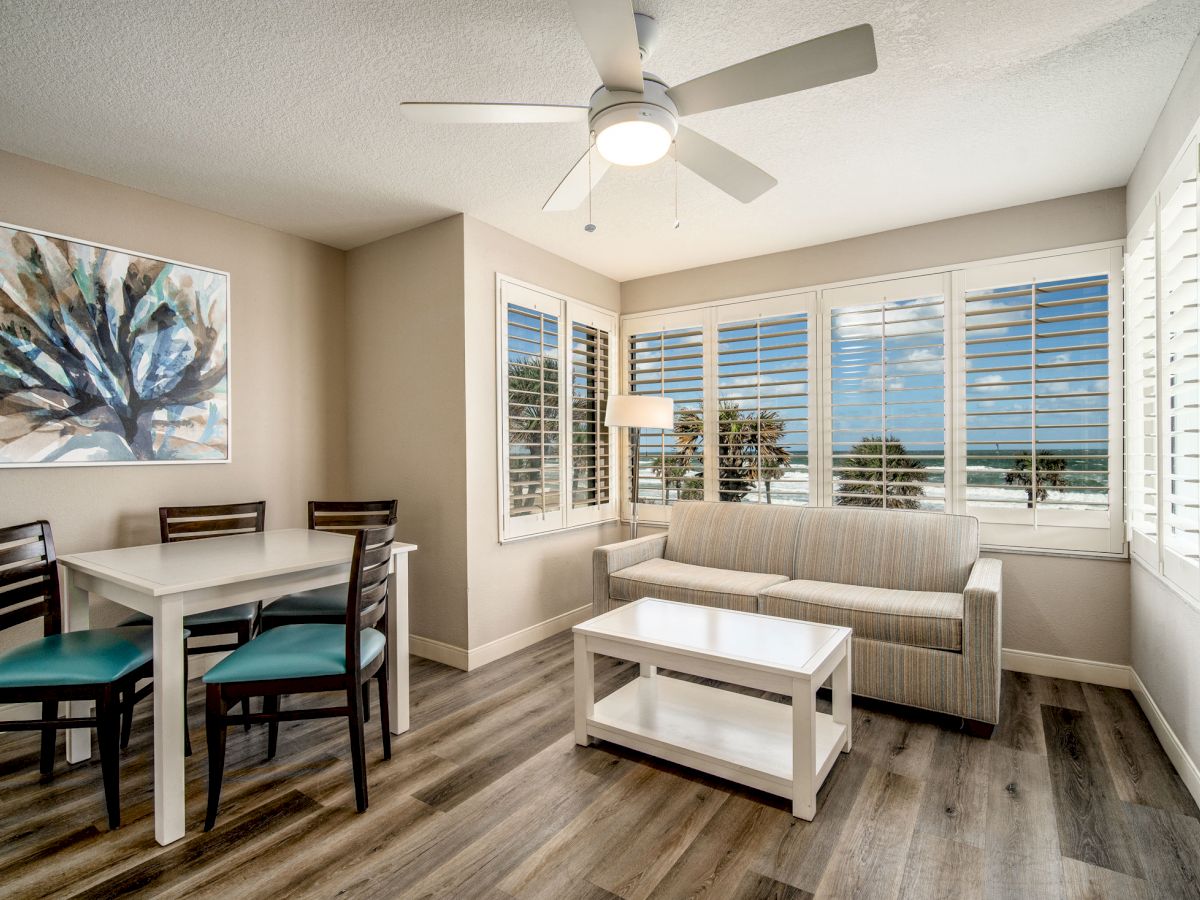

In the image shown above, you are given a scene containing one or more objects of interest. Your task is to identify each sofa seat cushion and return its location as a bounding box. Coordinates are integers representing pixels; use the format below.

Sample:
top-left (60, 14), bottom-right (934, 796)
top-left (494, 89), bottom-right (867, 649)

top-left (760, 580), bottom-right (963, 652)
top-left (610, 558), bottom-right (788, 613)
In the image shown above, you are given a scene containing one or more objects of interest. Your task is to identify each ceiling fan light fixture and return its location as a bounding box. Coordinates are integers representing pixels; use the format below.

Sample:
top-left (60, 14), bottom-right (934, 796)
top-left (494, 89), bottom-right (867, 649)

top-left (591, 101), bottom-right (677, 167)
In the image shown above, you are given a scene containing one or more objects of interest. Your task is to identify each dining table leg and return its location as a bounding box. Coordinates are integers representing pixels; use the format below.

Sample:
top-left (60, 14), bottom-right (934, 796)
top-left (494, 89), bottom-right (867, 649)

top-left (61, 567), bottom-right (93, 764)
top-left (386, 553), bottom-right (410, 735)
top-left (152, 600), bottom-right (187, 845)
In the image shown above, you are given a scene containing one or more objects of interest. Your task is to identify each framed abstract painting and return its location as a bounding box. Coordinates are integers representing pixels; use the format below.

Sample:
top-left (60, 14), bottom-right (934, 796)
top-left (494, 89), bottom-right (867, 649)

top-left (0, 222), bottom-right (230, 466)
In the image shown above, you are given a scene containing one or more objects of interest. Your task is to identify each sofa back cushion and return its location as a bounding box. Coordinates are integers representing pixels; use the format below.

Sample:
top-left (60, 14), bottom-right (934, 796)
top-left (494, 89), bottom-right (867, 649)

top-left (792, 507), bottom-right (979, 593)
top-left (664, 501), bottom-right (803, 577)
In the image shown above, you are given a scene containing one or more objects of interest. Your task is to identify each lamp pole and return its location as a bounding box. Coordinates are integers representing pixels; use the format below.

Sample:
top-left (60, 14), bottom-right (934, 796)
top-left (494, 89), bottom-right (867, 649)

top-left (630, 426), bottom-right (641, 539)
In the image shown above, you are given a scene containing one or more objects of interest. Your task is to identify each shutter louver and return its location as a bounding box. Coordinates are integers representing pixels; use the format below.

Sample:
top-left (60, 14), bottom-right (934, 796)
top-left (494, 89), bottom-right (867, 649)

top-left (505, 302), bottom-right (560, 520)
top-left (571, 322), bottom-right (611, 509)
top-left (1126, 219), bottom-right (1158, 546)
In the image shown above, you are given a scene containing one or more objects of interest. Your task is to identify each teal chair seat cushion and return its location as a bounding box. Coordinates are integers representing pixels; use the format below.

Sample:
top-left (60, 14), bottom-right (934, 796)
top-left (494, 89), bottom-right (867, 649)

top-left (203, 624), bottom-right (385, 684)
top-left (0, 627), bottom-right (155, 688)
top-left (120, 602), bottom-right (260, 629)
top-left (261, 585), bottom-right (347, 621)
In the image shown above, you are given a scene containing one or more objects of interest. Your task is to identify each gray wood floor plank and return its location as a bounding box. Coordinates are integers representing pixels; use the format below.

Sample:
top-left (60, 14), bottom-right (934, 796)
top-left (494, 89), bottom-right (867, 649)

top-left (983, 745), bottom-right (1064, 900)
top-left (1082, 683), bottom-right (1200, 819)
top-left (1124, 802), bottom-right (1200, 900)
top-left (897, 831), bottom-right (984, 900)
top-left (1041, 705), bottom-right (1145, 879)
top-left (993, 671), bottom-right (1047, 755)
top-left (914, 729), bottom-right (991, 848)
top-left (1061, 857), bottom-right (1152, 900)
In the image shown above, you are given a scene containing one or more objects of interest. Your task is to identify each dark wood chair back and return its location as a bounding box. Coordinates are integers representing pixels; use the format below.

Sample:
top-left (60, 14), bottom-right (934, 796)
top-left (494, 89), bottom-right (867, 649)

top-left (0, 521), bottom-right (61, 637)
top-left (308, 500), bottom-right (397, 534)
top-left (344, 524), bottom-right (395, 674)
top-left (159, 502), bottom-right (266, 543)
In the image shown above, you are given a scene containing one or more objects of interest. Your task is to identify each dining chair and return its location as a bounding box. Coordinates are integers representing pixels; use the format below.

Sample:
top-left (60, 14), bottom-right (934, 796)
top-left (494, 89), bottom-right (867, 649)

top-left (202, 523), bottom-right (395, 829)
top-left (0, 520), bottom-right (157, 829)
top-left (260, 500), bottom-right (397, 629)
top-left (119, 501), bottom-right (266, 739)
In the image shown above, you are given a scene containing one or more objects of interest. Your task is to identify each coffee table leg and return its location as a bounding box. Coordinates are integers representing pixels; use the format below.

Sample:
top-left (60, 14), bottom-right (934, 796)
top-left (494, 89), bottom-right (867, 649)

top-left (639, 663), bottom-right (657, 678)
top-left (573, 634), bottom-right (594, 747)
top-left (792, 677), bottom-right (816, 820)
top-left (833, 642), bottom-right (852, 752)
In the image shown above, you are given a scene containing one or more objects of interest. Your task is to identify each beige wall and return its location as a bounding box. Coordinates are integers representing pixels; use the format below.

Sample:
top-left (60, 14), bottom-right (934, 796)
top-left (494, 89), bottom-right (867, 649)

top-left (462, 217), bottom-right (622, 651)
top-left (621, 189), bottom-right (1125, 313)
top-left (1127, 30), bottom-right (1200, 227)
top-left (0, 149), bottom-right (347, 646)
top-left (345, 216), bottom-right (469, 648)
top-left (619, 190), bottom-right (1131, 666)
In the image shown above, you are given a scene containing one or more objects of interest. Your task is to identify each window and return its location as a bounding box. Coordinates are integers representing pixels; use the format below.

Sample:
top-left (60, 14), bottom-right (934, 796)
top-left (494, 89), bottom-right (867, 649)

top-left (620, 246), bottom-right (1124, 555)
top-left (627, 312), bottom-right (705, 511)
top-left (826, 275), bottom-right (947, 511)
top-left (1124, 137), bottom-right (1200, 598)
top-left (498, 278), bottom-right (616, 540)
top-left (716, 304), bottom-right (811, 505)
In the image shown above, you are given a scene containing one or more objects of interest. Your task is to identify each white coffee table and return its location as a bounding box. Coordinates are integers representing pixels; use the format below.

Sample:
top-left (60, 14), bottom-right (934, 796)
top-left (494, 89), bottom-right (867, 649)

top-left (573, 597), bottom-right (852, 820)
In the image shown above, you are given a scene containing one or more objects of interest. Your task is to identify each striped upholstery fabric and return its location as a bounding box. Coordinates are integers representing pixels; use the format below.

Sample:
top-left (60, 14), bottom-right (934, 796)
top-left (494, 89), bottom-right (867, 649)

top-left (962, 557), bottom-right (1003, 723)
top-left (593, 533), bottom-right (668, 614)
top-left (609, 558), bottom-right (788, 613)
top-left (791, 507), bottom-right (979, 593)
top-left (760, 580), bottom-right (963, 652)
top-left (664, 502), bottom-right (801, 577)
top-left (849, 637), bottom-right (965, 718)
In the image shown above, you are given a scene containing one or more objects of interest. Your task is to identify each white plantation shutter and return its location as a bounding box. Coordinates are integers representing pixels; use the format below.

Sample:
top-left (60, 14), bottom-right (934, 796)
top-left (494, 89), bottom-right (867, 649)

top-left (825, 274), bottom-right (948, 511)
top-left (567, 306), bottom-right (617, 526)
top-left (498, 278), bottom-right (617, 540)
top-left (716, 292), bottom-right (815, 505)
top-left (960, 248), bottom-right (1122, 553)
top-left (1125, 207), bottom-right (1159, 562)
top-left (1159, 149), bottom-right (1200, 593)
top-left (627, 312), bottom-right (706, 518)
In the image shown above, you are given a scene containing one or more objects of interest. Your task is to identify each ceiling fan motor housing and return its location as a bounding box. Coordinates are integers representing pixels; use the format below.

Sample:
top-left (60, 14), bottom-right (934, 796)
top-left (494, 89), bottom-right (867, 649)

top-left (588, 76), bottom-right (679, 149)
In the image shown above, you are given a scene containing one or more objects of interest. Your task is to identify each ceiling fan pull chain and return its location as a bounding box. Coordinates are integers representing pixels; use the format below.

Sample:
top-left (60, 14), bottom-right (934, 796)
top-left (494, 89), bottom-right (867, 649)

top-left (585, 133), bottom-right (597, 233)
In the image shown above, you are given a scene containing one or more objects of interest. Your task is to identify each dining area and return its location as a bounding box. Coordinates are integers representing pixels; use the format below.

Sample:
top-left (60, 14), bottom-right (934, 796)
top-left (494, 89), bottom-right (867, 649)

top-left (0, 500), bottom-right (416, 848)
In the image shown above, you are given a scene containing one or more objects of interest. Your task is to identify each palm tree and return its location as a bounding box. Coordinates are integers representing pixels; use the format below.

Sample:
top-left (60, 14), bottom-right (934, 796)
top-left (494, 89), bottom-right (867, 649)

top-left (1005, 450), bottom-right (1069, 509)
top-left (670, 401), bottom-right (792, 503)
top-left (507, 355), bottom-right (560, 511)
top-left (835, 434), bottom-right (928, 509)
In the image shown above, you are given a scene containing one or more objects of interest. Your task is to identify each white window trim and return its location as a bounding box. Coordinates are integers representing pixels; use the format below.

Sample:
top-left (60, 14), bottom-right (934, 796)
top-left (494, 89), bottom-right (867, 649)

top-left (620, 240), bottom-right (1127, 559)
top-left (496, 274), bottom-right (618, 543)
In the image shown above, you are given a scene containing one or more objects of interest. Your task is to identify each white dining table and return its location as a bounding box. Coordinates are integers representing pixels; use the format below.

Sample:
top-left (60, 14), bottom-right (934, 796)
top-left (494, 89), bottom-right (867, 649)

top-left (56, 528), bottom-right (417, 846)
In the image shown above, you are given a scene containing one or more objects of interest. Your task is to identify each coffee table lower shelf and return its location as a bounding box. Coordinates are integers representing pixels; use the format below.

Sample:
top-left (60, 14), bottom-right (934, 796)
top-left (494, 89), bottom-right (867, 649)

top-left (586, 675), bottom-right (847, 804)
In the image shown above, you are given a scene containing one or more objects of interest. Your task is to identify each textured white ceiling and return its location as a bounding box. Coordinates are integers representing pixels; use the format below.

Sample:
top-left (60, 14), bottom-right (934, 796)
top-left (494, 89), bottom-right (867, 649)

top-left (1, 0), bottom-right (1197, 280)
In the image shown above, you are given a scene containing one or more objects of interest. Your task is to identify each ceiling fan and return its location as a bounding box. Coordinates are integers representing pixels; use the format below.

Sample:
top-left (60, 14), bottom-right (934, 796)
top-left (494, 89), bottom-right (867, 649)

top-left (399, 1), bottom-right (877, 211)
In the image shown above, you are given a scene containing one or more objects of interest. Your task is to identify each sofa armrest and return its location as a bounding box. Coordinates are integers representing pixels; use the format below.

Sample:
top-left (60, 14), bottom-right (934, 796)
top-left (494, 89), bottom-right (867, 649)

top-left (592, 533), bottom-right (668, 615)
top-left (961, 557), bottom-right (1003, 723)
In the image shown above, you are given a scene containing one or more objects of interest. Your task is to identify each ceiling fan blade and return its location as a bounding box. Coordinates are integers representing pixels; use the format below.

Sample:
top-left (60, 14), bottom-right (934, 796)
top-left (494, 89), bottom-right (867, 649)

top-left (398, 102), bottom-right (588, 124)
top-left (667, 23), bottom-right (877, 117)
top-left (674, 127), bottom-right (777, 203)
top-left (566, 0), bottom-right (644, 93)
top-left (543, 146), bottom-right (612, 211)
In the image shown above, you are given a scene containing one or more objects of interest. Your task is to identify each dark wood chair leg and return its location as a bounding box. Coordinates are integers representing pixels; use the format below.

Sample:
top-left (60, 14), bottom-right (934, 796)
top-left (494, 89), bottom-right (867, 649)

top-left (264, 694), bottom-right (280, 760)
top-left (39, 700), bottom-right (57, 775)
top-left (236, 623), bottom-right (252, 733)
top-left (347, 681), bottom-right (368, 812)
top-left (205, 685), bottom-right (229, 831)
top-left (119, 688), bottom-right (134, 751)
top-left (183, 653), bottom-right (193, 758)
top-left (362, 680), bottom-right (371, 723)
top-left (377, 669), bottom-right (391, 761)
top-left (96, 688), bottom-right (122, 829)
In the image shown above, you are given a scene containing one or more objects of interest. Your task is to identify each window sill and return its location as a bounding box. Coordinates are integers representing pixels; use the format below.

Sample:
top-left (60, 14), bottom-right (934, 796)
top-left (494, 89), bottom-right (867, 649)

top-left (980, 543), bottom-right (1129, 562)
top-left (498, 517), bottom-right (621, 545)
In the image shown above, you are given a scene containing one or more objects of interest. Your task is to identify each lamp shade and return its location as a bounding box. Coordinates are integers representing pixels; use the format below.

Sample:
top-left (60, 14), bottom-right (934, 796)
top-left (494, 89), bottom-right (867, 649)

top-left (605, 394), bottom-right (675, 429)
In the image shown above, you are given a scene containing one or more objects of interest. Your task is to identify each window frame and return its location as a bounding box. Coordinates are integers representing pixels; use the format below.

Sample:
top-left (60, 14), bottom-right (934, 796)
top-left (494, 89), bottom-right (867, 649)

top-left (496, 275), bottom-right (618, 542)
top-left (620, 242), bottom-right (1126, 558)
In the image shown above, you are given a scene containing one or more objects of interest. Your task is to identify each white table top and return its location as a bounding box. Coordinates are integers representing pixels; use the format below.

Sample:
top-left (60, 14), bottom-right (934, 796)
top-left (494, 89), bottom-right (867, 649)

top-left (58, 528), bottom-right (417, 597)
top-left (574, 597), bottom-right (850, 678)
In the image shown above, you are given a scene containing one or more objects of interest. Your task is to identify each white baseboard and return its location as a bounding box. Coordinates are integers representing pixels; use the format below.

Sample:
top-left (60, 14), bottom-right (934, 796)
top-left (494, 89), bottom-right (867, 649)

top-left (1130, 668), bottom-right (1200, 809)
top-left (1001, 647), bottom-right (1130, 688)
top-left (409, 634), bottom-right (470, 670)
top-left (409, 603), bottom-right (594, 672)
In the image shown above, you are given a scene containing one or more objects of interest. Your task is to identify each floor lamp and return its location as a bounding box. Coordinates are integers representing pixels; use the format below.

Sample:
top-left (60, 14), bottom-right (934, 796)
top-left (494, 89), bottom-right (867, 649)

top-left (605, 394), bottom-right (675, 539)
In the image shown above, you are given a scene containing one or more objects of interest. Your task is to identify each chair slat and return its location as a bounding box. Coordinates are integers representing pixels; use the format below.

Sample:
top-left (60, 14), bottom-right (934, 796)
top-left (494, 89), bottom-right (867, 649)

top-left (0, 539), bottom-right (46, 569)
top-left (160, 501), bottom-right (265, 543)
top-left (313, 514), bottom-right (394, 528)
top-left (0, 560), bottom-right (50, 588)
top-left (0, 522), bottom-right (47, 545)
top-left (165, 517), bottom-right (259, 536)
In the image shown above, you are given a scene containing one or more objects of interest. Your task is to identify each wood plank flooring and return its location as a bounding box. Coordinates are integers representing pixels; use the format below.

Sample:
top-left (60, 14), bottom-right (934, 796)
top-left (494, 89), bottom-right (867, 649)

top-left (0, 632), bottom-right (1196, 899)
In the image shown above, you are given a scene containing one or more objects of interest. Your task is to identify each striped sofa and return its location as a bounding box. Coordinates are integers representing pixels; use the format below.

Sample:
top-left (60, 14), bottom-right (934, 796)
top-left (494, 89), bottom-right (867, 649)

top-left (592, 501), bottom-right (1002, 732)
